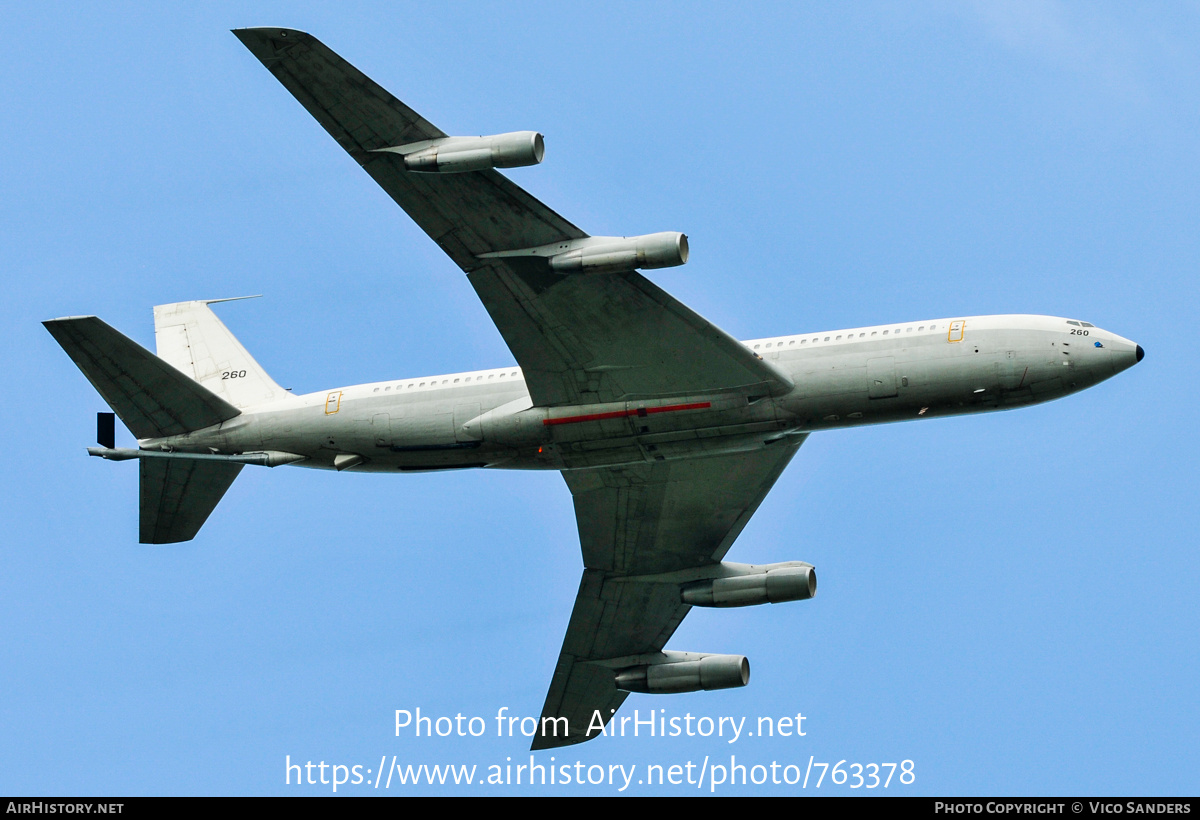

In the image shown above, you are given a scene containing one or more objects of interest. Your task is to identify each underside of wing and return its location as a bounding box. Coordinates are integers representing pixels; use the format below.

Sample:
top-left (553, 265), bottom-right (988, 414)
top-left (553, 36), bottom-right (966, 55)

top-left (564, 440), bottom-right (806, 575)
top-left (233, 28), bottom-right (584, 267)
top-left (533, 439), bottom-right (806, 749)
top-left (234, 28), bottom-right (792, 407)
top-left (468, 261), bottom-right (791, 406)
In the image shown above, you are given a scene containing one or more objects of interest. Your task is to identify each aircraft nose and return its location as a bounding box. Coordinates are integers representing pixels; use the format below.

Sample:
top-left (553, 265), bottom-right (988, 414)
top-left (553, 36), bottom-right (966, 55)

top-left (1104, 334), bottom-right (1142, 376)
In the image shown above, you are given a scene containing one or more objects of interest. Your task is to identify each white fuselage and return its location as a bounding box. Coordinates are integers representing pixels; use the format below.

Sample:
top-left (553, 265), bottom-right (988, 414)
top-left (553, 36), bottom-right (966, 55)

top-left (149, 315), bottom-right (1141, 472)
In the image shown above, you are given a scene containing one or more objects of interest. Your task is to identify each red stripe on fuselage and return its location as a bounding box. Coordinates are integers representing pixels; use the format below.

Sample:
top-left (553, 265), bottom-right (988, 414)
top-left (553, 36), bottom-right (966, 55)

top-left (542, 402), bottom-right (712, 427)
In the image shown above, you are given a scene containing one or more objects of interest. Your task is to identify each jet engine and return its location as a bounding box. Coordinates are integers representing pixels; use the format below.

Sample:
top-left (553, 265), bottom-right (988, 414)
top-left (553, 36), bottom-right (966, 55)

top-left (549, 232), bottom-right (689, 274)
top-left (681, 564), bottom-right (816, 607)
top-left (615, 653), bottom-right (749, 694)
top-left (398, 131), bottom-right (545, 173)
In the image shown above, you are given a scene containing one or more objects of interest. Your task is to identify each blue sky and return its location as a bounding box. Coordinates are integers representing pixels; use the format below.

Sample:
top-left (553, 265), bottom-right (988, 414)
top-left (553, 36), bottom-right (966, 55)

top-left (2, 2), bottom-right (1196, 795)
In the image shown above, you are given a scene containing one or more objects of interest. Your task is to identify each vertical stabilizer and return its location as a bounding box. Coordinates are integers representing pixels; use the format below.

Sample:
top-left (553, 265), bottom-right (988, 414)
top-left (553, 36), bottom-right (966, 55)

top-left (154, 298), bottom-right (289, 409)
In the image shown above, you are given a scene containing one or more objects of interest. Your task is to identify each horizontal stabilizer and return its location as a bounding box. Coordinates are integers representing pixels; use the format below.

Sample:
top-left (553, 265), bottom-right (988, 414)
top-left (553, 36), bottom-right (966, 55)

top-left (141, 458), bottom-right (242, 544)
top-left (44, 316), bottom-right (241, 440)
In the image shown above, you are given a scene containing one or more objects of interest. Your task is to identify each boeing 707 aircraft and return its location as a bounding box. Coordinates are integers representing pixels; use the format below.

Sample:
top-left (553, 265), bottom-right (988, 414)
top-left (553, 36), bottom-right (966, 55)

top-left (43, 29), bottom-right (1143, 750)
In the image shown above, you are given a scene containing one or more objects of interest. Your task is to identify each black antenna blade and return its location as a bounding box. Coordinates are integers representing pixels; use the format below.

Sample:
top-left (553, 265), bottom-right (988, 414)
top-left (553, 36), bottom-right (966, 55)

top-left (97, 412), bottom-right (115, 449)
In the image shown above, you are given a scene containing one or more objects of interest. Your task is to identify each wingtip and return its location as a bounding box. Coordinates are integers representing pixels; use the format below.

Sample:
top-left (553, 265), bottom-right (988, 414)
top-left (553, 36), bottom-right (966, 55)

top-left (231, 27), bottom-right (312, 61)
top-left (231, 27), bottom-right (310, 41)
top-left (529, 733), bottom-right (584, 752)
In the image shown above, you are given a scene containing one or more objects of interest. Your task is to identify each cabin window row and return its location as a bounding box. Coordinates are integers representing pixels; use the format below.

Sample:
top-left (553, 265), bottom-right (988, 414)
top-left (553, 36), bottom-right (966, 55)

top-left (753, 325), bottom-right (939, 350)
top-left (371, 371), bottom-right (521, 393)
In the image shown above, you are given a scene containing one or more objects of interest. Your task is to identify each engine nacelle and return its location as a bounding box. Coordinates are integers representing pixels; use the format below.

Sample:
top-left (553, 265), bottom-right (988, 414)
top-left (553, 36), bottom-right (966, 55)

top-left (615, 653), bottom-right (749, 694)
top-left (400, 131), bottom-right (545, 173)
top-left (682, 564), bottom-right (816, 607)
top-left (549, 232), bottom-right (689, 274)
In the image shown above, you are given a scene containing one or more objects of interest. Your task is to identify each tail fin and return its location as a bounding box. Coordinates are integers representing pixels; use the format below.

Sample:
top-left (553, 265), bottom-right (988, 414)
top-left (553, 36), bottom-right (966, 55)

top-left (154, 297), bottom-right (289, 410)
top-left (44, 316), bottom-right (240, 439)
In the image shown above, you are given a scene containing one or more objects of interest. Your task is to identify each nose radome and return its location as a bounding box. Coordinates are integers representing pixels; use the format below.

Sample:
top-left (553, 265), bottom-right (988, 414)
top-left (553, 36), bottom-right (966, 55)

top-left (1136, 344), bottom-right (1145, 363)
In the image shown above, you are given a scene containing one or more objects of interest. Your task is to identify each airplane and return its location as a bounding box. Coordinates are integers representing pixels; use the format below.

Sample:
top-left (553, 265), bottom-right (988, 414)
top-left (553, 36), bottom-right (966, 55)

top-left (43, 29), bottom-right (1144, 750)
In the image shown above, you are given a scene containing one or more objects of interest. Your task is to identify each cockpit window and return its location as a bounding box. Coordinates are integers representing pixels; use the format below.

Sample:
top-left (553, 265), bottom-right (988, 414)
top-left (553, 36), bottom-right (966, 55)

top-left (1080, 322), bottom-right (1094, 328)
top-left (1067, 321), bottom-right (1080, 326)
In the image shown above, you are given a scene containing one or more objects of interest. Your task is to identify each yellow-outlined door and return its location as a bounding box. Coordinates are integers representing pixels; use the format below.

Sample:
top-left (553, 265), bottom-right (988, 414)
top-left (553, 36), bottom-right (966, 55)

top-left (948, 320), bottom-right (966, 343)
top-left (325, 391), bottom-right (342, 414)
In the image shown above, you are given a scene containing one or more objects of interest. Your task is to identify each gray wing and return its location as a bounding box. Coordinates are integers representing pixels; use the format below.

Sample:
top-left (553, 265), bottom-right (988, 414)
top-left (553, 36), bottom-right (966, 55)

top-left (532, 439), bottom-right (805, 749)
top-left (234, 28), bottom-right (791, 407)
top-left (232, 28), bottom-right (584, 264)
